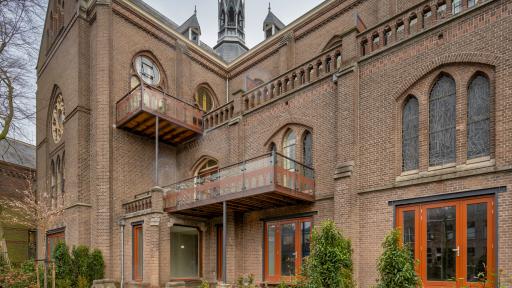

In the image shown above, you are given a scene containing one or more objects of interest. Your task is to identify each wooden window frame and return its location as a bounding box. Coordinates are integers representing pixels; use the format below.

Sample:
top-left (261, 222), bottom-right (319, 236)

top-left (264, 216), bottom-right (313, 283)
top-left (46, 229), bottom-right (65, 260)
top-left (396, 196), bottom-right (495, 288)
top-left (132, 223), bottom-right (143, 282)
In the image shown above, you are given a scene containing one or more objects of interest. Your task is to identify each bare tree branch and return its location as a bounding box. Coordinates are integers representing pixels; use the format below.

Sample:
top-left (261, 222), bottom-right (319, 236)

top-left (0, 0), bottom-right (45, 142)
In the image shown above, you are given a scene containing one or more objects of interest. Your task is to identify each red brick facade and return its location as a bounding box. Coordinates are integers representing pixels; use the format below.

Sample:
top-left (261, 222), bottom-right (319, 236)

top-left (36, 0), bottom-right (512, 287)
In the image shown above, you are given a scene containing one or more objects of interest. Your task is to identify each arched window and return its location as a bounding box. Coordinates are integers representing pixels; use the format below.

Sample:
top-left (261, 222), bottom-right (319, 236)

top-left (402, 96), bottom-right (419, 171)
top-left (467, 74), bottom-right (491, 159)
top-left (283, 129), bottom-right (296, 164)
top-left (228, 7), bottom-right (235, 26)
top-left (51, 160), bottom-right (56, 207)
top-left (196, 86), bottom-right (214, 112)
top-left (429, 75), bottom-right (456, 166)
top-left (61, 152), bottom-right (65, 195)
top-left (303, 131), bottom-right (313, 178)
top-left (56, 156), bottom-right (62, 198)
top-left (196, 159), bottom-right (219, 177)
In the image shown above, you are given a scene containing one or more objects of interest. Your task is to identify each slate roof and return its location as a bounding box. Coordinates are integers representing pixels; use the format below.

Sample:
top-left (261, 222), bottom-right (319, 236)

top-left (130, 0), bottom-right (179, 29)
top-left (177, 13), bottom-right (201, 35)
top-left (0, 139), bottom-right (36, 169)
top-left (263, 11), bottom-right (285, 30)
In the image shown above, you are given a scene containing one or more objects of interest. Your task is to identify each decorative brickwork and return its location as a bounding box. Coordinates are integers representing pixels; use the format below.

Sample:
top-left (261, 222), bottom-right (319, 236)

top-left (36, 0), bottom-right (512, 287)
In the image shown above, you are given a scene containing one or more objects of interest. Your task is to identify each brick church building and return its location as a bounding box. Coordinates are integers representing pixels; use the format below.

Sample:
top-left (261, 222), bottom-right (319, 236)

top-left (36, 0), bottom-right (512, 287)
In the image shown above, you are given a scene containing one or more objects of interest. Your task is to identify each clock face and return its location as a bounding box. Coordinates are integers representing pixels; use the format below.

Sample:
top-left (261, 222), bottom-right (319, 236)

top-left (51, 94), bottom-right (65, 143)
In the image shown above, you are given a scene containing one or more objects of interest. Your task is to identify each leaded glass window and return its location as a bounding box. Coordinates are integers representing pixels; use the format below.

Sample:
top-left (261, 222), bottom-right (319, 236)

top-left (403, 96), bottom-right (419, 171)
top-left (429, 75), bottom-right (456, 166)
top-left (303, 131), bottom-right (313, 178)
top-left (467, 75), bottom-right (491, 159)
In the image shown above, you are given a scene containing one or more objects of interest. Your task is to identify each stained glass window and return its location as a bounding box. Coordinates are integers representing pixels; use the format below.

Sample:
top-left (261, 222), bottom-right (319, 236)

top-left (429, 75), bottom-right (456, 166)
top-left (403, 96), bottom-right (419, 171)
top-left (303, 131), bottom-right (313, 178)
top-left (196, 87), bottom-right (214, 112)
top-left (467, 75), bottom-right (490, 159)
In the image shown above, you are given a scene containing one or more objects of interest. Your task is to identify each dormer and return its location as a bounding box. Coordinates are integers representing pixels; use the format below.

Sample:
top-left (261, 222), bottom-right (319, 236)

top-left (263, 4), bottom-right (285, 39)
top-left (178, 8), bottom-right (202, 45)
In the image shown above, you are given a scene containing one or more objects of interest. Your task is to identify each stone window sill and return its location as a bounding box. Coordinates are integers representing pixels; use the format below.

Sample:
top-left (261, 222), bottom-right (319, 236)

top-left (396, 158), bottom-right (495, 183)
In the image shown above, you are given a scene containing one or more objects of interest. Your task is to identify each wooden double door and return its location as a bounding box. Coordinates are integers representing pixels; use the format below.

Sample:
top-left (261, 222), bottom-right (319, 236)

top-left (396, 196), bottom-right (495, 287)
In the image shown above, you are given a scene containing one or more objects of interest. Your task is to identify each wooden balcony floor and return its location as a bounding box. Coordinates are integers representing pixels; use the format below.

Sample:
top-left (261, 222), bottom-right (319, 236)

top-left (119, 111), bottom-right (201, 146)
top-left (164, 184), bottom-right (315, 218)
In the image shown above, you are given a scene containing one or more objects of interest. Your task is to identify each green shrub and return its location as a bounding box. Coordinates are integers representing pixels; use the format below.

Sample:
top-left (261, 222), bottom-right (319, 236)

top-left (376, 229), bottom-right (421, 288)
top-left (0, 253), bottom-right (8, 274)
top-left (72, 245), bottom-right (91, 286)
top-left (52, 243), bottom-right (105, 287)
top-left (199, 279), bottom-right (210, 288)
top-left (0, 268), bottom-right (37, 288)
top-left (53, 242), bottom-right (73, 283)
top-left (88, 249), bottom-right (105, 282)
top-left (301, 220), bottom-right (354, 288)
top-left (236, 274), bottom-right (256, 288)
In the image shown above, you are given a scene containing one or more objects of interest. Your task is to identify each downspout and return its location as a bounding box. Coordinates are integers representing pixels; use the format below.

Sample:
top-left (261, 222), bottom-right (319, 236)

top-left (119, 219), bottom-right (125, 288)
top-left (226, 77), bottom-right (229, 103)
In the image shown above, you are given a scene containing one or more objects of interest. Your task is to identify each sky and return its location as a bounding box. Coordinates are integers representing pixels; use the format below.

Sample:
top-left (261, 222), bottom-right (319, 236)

top-left (142, 0), bottom-right (324, 48)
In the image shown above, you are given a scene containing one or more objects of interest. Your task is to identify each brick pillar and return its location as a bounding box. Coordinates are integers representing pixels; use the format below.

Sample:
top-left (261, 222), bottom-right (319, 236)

top-left (89, 1), bottom-right (114, 277)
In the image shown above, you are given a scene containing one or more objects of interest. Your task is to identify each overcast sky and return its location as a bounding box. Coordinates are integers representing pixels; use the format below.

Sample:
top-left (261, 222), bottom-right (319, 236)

top-left (142, 0), bottom-right (324, 48)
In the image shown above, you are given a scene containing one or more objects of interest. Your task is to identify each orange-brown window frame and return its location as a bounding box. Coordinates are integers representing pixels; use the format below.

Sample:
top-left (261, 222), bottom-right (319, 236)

top-left (396, 195), bottom-right (495, 288)
top-left (46, 230), bottom-right (65, 260)
top-left (132, 224), bottom-right (143, 282)
top-left (264, 216), bottom-right (312, 283)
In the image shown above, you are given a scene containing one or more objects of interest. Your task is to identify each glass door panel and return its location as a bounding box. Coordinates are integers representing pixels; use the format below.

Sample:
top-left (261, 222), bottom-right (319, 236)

top-left (281, 223), bottom-right (296, 276)
top-left (466, 203), bottom-right (487, 283)
top-left (426, 206), bottom-right (457, 282)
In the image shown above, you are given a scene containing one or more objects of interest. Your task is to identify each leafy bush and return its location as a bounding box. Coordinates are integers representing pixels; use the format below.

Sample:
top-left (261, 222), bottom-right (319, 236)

top-left (0, 267), bottom-right (37, 288)
top-left (88, 249), bottom-right (105, 282)
top-left (52, 243), bottom-right (105, 287)
top-left (0, 253), bottom-right (8, 274)
top-left (301, 220), bottom-right (354, 288)
top-left (53, 242), bottom-right (73, 283)
top-left (236, 274), bottom-right (256, 288)
top-left (199, 279), bottom-right (210, 288)
top-left (376, 229), bottom-right (420, 288)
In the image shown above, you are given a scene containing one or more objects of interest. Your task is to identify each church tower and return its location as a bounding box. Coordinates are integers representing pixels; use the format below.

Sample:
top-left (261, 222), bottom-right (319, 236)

top-left (214, 0), bottom-right (248, 62)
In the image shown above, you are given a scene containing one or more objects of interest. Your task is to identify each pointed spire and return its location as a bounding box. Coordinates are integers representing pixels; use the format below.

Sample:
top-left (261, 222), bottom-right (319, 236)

top-left (268, 2), bottom-right (271, 12)
top-left (194, 5), bottom-right (197, 15)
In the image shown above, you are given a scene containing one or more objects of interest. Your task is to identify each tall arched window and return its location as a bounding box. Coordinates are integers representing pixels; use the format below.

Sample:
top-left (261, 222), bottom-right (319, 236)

top-left (51, 160), bottom-right (56, 208)
top-left (467, 74), bottom-right (491, 159)
top-left (283, 130), bottom-right (296, 169)
top-left (429, 75), bottom-right (456, 166)
top-left (303, 131), bottom-right (313, 178)
top-left (196, 86), bottom-right (214, 112)
top-left (283, 130), bottom-right (296, 189)
top-left (402, 96), bottom-right (419, 171)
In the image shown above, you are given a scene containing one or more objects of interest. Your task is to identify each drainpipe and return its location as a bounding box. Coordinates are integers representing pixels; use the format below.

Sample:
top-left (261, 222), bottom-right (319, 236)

top-left (226, 78), bottom-right (229, 103)
top-left (119, 219), bottom-right (126, 288)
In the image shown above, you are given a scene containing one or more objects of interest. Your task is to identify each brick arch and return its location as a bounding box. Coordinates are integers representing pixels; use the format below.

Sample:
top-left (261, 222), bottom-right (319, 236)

top-left (393, 53), bottom-right (501, 101)
top-left (190, 155), bottom-right (219, 175)
top-left (263, 118), bottom-right (313, 148)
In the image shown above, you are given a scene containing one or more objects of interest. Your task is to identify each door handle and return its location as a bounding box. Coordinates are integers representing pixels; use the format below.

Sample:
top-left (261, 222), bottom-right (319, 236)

top-left (452, 246), bottom-right (460, 257)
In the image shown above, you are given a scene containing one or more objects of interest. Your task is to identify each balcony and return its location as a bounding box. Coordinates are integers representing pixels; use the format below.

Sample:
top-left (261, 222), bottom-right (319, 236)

top-left (116, 83), bottom-right (203, 145)
top-left (164, 153), bottom-right (315, 217)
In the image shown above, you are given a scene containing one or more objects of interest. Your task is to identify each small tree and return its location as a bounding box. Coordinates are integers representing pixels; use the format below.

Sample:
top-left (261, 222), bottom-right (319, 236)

top-left (0, 175), bottom-right (64, 259)
top-left (376, 229), bottom-right (421, 288)
top-left (302, 220), bottom-right (354, 288)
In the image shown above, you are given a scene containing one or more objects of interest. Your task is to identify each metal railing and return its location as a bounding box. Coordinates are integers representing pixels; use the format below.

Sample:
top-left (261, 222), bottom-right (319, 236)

top-left (116, 82), bottom-right (204, 132)
top-left (164, 152), bottom-right (315, 209)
